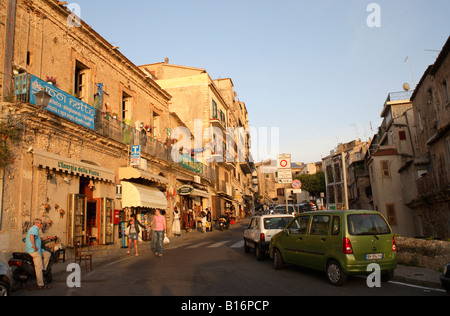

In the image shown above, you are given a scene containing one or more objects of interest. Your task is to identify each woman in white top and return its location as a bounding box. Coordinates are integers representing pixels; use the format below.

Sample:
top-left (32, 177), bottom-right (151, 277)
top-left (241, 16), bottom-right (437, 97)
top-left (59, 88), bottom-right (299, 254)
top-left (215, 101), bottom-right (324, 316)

top-left (172, 207), bottom-right (181, 236)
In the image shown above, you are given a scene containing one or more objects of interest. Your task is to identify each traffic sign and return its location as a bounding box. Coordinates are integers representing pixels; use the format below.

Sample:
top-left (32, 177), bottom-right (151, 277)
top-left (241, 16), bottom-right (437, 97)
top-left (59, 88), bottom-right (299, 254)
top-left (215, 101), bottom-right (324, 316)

top-left (131, 145), bottom-right (141, 166)
top-left (277, 154), bottom-right (291, 169)
top-left (292, 180), bottom-right (302, 189)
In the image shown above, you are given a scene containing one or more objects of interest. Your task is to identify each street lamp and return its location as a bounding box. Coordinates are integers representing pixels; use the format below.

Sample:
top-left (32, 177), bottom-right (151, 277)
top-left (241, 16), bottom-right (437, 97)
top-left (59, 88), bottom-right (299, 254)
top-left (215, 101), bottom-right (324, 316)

top-left (33, 88), bottom-right (52, 108)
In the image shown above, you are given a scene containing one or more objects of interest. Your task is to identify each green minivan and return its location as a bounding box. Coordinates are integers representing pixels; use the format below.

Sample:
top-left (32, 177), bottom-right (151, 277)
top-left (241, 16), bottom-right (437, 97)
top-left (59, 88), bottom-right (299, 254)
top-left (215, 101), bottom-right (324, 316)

top-left (269, 210), bottom-right (397, 286)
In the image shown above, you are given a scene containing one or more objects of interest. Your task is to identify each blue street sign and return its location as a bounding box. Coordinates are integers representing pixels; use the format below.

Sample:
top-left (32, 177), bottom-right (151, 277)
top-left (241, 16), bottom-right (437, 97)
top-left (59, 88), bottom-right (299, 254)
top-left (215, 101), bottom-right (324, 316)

top-left (131, 145), bottom-right (140, 166)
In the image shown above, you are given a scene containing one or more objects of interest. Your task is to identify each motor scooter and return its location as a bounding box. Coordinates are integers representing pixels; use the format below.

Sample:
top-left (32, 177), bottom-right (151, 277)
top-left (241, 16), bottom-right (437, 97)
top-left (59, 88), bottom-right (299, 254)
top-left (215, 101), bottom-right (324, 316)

top-left (8, 236), bottom-right (62, 290)
top-left (218, 215), bottom-right (230, 231)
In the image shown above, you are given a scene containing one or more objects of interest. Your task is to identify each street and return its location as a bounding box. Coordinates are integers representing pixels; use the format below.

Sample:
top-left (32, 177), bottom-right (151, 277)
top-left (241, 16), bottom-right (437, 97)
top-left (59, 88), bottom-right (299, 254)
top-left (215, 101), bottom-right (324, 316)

top-left (13, 221), bottom-right (446, 298)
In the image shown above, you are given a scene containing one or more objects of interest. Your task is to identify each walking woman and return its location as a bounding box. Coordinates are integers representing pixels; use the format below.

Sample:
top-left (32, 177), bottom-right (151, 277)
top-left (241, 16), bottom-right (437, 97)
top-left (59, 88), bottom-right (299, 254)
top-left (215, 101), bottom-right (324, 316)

top-left (127, 214), bottom-right (146, 256)
top-left (172, 206), bottom-right (181, 236)
top-left (149, 209), bottom-right (166, 257)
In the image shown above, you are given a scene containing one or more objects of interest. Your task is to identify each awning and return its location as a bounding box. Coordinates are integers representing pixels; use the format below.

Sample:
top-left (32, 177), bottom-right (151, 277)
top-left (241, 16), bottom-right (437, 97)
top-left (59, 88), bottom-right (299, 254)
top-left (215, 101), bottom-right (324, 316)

top-left (33, 149), bottom-right (115, 182)
top-left (191, 189), bottom-right (210, 198)
top-left (119, 167), bottom-right (168, 184)
top-left (121, 181), bottom-right (168, 210)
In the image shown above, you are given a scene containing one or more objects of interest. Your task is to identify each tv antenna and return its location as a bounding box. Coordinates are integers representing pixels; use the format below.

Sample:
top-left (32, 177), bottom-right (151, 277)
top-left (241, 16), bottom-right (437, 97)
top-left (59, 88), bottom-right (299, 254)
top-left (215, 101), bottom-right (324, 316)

top-left (404, 56), bottom-right (416, 88)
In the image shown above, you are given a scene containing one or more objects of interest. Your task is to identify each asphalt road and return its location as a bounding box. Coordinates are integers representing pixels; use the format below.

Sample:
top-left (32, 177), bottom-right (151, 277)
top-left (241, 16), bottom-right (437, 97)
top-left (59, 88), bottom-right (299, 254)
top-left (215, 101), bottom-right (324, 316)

top-left (13, 222), bottom-right (446, 299)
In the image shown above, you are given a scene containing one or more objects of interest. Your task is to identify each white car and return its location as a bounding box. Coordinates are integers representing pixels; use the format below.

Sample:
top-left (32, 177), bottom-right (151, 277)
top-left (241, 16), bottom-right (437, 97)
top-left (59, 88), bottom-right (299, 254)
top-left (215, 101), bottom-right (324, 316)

top-left (0, 260), bottom-right (13, 296)
top-left (244, 214), bottom-right (293, 260)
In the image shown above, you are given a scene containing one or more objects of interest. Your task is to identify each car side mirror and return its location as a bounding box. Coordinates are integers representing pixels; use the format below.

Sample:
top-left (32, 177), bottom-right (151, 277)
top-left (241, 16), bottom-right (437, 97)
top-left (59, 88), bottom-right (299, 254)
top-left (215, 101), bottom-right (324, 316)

top-left (284, 228), bottom-right (290, 236)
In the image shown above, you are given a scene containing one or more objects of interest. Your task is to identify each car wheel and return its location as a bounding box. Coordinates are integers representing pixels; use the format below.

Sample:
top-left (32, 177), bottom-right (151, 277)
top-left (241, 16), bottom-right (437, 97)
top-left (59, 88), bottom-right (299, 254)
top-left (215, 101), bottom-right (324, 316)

top-left (0, 281), bottom-right (10, 296)
top-left (273, 249), bottom-right (283, 270)
top-left (326, 260), bottom-right (347, 286)
top-left (255, 245), bottom-right (264, 261)
top-left (381, 270), bottom-right (394, 282)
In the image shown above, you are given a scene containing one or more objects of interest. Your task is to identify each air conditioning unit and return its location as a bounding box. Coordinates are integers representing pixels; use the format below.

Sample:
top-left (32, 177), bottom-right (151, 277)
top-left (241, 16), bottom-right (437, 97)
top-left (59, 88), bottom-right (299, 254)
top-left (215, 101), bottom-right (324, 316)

top-left (139, 158), bottom-right (148, 171)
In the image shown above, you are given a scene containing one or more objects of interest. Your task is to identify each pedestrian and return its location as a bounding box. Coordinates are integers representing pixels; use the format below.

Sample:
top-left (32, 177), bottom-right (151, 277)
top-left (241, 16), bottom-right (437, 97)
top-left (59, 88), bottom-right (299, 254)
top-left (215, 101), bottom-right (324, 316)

top-left (148, 209), bottom-right (167, 257)
top-left (25, 218), bottom-right (55, 290)
top-left (127, 214), bottom-right (146, 256)
top-left (206, 207), bottom-right (212, 232)
top-left (172, 206), bottom-right (181, 236)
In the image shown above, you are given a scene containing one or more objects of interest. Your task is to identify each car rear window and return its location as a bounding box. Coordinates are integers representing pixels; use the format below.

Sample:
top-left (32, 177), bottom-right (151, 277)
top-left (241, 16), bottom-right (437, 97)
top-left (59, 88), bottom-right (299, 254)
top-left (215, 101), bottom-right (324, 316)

top-left (347, 214), bottom-right (391, 235)
top-left (263, 217), bottom-right (290, 229)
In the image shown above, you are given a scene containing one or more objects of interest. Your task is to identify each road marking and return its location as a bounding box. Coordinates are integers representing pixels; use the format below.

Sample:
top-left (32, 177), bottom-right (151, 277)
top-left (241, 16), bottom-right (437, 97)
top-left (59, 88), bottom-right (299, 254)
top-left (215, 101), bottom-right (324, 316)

top-left (208, 240), bottom-right (232, 248)
top-left (230, 240), bottom-right (244, 248)
top-left (186, 241), bottom-right (211, 249)
top-left (388, 281), bottom-right (446, 293)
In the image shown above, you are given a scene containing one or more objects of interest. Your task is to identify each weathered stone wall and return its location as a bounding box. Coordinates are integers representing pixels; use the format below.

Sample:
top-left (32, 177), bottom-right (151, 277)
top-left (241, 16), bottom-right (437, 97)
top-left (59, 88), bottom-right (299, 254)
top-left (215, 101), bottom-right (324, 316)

top-left (396, 237), bottom-right (450, 271)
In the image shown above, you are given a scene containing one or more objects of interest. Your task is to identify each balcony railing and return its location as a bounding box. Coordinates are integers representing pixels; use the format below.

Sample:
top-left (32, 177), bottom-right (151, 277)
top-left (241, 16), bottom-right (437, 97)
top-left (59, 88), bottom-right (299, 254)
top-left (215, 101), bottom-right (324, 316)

top-left (416, 173), bottom-right (436, 196)
top-left (12, 73), bottom-right (215, 181)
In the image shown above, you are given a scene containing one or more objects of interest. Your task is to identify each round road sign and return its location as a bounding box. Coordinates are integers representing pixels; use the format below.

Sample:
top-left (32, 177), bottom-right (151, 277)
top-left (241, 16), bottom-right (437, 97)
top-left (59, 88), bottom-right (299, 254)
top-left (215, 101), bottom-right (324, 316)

top-left (292, 180), bottom-right (302, 189)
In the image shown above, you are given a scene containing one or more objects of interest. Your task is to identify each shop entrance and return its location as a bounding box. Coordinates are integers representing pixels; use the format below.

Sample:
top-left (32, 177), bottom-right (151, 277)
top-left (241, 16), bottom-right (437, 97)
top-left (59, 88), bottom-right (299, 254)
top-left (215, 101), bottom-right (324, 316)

top-left (67, 178), bottom-right (115, 247)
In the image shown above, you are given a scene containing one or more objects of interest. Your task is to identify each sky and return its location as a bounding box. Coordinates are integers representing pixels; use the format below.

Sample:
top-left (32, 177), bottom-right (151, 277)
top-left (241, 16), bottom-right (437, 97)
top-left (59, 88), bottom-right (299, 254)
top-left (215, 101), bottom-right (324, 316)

top-left (70, 0), bottom-right (450, 163)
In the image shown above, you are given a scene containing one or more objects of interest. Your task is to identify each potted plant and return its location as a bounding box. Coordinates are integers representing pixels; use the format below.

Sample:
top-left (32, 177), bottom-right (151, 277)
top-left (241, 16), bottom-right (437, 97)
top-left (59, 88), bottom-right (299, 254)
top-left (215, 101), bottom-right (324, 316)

top-left (45, 76), bottom-right (57, 85)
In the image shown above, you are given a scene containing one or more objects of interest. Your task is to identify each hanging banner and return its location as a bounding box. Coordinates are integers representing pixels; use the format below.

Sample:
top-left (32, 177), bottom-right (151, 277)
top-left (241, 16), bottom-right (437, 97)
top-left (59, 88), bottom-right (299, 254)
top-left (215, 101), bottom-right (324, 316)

top-left (29, 75), bottom-right (96, 130)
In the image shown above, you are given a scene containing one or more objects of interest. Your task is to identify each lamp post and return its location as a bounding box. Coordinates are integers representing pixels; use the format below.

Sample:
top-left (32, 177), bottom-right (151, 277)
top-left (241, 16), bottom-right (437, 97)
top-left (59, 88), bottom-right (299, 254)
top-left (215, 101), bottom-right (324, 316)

top-left (33, 88), bottom-right (52, 108)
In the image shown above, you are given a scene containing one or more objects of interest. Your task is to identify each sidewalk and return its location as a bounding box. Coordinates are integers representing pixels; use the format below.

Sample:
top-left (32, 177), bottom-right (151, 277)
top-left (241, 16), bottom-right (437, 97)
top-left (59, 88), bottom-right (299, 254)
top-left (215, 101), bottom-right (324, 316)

top-left (51, 220), bottom-right (444, 291)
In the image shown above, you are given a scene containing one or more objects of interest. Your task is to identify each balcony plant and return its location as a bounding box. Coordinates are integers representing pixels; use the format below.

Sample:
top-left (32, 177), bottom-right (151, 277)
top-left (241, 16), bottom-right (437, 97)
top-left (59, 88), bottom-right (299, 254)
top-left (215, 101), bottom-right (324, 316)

top-left (45, 76), bottom-right (57, 85)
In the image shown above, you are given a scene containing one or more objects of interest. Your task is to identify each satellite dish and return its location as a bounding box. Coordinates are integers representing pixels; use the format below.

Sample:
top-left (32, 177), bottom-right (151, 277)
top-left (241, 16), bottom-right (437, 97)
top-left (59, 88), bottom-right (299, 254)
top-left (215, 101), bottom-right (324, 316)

top-left (403, 83), bottom-right (410, 91)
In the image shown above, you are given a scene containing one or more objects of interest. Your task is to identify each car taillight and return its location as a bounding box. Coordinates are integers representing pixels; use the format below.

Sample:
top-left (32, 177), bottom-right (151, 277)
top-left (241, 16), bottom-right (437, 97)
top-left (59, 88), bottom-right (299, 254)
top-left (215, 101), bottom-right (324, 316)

top-left (392, 237), bottom-right (397, 252)
top-left (8, 259), bottom-right (23, 267)
top-left (343, 237), bottom-right (353, 254)
top-left (260, 233), bottom-right (265, 242)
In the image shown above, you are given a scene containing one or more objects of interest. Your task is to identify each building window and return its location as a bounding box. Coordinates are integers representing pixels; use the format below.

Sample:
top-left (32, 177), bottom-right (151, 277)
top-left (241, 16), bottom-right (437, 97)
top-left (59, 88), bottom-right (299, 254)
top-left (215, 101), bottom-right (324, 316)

top-left (386, 203), bottom-right (397, 225)
top-left (122, 91), bottom-right (132, 123)
top-left (381, 161), bottom-right (390, 178)
top-left (443, 79), bottom-right (449, 105)
top-left (212, 99), bottom-right (218, 119)
top-left (75, 61), bottom-right (89, 102)
top-left (153, 111), bottom-right (161, 137)
top-left (399, 130), bottom-right (407, 140)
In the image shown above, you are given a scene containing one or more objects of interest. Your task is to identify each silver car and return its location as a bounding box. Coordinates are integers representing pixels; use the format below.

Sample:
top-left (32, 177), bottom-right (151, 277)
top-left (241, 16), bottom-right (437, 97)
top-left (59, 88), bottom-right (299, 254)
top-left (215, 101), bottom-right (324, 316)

top-left (244, 214), bottom-right (293, 260)
top-left (0, 260), bottom-right (13, 296)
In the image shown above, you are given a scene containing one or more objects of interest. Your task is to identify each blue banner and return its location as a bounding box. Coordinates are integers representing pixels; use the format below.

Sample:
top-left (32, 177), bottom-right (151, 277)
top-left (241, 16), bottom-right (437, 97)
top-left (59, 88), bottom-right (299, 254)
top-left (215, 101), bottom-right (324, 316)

top-left (29, 75), bottom-right (96, 130)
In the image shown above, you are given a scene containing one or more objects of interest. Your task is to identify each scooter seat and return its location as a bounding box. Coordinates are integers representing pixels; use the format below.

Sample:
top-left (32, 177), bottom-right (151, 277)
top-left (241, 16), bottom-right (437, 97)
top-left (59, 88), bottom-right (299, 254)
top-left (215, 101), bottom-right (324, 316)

top-left (13, 252), bottom-right (33, 261)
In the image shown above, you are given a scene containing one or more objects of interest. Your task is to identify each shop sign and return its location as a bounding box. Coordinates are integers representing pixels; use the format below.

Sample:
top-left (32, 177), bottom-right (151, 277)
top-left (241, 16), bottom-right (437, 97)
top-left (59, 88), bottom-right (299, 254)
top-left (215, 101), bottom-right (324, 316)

top-left (180, 154), bottom-right (203, 174)
top-left (177, 185), bottom-right (195, 195)
top-left (57, 161), bottom-right (100, 177)
top-left (29, 75), bottom-right (95, 130)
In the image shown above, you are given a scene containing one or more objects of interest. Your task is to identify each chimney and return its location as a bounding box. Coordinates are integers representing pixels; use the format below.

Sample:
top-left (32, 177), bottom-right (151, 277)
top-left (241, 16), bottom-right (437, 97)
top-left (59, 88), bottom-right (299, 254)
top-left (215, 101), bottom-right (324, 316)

top-left (164, 57), bottom-right (169, 64)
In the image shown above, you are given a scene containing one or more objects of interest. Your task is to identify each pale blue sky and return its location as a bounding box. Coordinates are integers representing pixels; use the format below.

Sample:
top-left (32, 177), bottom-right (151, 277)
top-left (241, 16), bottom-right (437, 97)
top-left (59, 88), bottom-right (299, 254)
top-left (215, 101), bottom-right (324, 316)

top-left (72, 0), bottom-right (450, 163)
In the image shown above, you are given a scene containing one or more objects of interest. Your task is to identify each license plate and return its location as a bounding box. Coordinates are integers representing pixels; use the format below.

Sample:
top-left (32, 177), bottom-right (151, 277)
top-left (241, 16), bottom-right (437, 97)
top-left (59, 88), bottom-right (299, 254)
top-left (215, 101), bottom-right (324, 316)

top-left (365, 253), bottom-right (383, 260)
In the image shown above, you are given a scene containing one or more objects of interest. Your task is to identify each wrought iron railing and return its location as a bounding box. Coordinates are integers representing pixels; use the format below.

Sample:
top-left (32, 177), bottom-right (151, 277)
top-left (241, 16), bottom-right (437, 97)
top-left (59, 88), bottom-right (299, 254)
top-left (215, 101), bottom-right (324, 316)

top-left (12, 73), bottom-right (216, 182)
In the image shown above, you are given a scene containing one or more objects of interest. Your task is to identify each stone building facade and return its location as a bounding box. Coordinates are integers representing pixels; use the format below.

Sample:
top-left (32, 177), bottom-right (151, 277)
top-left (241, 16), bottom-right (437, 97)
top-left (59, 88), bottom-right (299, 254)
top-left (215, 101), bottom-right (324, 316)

top-left (0, 0), bottom-right (221, 261)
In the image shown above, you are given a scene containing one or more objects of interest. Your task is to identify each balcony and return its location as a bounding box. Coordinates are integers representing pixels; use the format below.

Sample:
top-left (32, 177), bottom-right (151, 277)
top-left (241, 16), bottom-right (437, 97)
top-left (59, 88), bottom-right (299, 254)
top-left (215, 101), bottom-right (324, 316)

top-left (416, 173), bottom-right (436, 196)
top-left (12, 73), bottom-right (214, 181)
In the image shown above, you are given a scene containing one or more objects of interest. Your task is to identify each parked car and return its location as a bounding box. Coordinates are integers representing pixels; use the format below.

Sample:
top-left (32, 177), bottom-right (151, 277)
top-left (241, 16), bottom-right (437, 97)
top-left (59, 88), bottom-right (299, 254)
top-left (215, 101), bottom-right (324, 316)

top-left (272, 204), bottom-right (298, 216)
top-left (269, 210), bottom-right (397, 286)
top-left (440, 262), bottom-right (450, 294)
top-left (244, 214), bottom-right (294, 260)
top-left (0, 260), bottom-right (13, 296)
